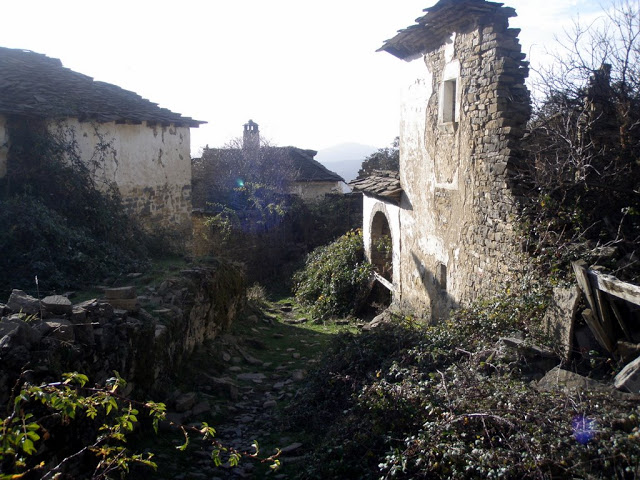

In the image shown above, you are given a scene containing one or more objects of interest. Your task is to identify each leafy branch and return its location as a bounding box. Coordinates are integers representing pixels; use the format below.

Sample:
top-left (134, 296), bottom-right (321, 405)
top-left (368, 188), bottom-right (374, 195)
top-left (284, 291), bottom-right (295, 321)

top-left (0, 372), bottom-right (280, 479)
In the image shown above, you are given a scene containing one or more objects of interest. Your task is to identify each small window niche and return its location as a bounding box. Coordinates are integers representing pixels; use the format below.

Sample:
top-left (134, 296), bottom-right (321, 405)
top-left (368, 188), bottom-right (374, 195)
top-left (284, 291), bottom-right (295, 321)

top-left (435, 263), bottom-right (447, 292)
top-left (442, 79), bottom-right (457, 123)
top-left (438, 59), bottom-right (460, 130)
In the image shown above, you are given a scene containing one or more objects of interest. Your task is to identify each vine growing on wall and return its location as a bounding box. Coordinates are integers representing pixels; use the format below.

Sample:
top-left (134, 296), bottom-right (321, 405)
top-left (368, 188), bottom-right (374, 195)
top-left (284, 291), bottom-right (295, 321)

top-left (0, 117), bottom-right (151, 297)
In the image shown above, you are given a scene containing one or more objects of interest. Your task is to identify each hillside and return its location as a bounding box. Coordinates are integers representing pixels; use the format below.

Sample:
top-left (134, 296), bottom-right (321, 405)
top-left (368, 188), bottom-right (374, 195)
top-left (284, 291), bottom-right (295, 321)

top-left (315, 142), bottom-right (377, 182)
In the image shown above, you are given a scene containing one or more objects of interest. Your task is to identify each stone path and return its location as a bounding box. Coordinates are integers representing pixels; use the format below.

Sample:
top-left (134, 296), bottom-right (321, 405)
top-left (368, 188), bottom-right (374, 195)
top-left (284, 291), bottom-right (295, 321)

top-left (147, 304), bottom-right (325, 479)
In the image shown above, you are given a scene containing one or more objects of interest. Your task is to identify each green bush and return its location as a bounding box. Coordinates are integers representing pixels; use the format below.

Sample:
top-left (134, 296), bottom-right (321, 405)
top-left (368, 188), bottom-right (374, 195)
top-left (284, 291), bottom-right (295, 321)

top-left (0, 121), bottom-right (150, 297)
top-left (293, 229), bottom-right (373, 320)
top-left (290, 290), bottom-right (640, 479)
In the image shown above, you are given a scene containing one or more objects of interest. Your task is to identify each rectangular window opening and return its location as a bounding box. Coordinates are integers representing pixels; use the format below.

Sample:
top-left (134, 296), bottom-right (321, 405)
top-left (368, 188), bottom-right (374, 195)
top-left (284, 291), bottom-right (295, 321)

top-left (436, 263), bottom-right (447, 292)
top-left (442, 79), bottom-right (457, 123)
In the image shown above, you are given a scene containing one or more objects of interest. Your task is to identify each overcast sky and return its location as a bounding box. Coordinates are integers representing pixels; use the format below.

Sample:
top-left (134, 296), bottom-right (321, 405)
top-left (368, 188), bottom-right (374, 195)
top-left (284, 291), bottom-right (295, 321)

top-left (1, 0), bottom-right (605, 154)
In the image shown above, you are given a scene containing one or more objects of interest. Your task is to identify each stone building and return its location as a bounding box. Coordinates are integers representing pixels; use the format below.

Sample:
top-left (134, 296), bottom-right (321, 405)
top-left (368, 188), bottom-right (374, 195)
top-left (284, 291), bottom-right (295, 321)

top-left (352, 0), bottom-right (530, 319)
top-left (192, 120), bottom-right (345, 208)
top-left (0, 47), bottom-right (203, 234)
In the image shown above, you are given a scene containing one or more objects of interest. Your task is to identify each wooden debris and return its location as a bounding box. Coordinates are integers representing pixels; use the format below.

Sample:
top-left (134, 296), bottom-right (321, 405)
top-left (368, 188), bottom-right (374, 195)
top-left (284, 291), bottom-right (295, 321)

top-left (581, 308), bottom-right (614, 354)
top-left (373, 271), bottom-right (394, 292)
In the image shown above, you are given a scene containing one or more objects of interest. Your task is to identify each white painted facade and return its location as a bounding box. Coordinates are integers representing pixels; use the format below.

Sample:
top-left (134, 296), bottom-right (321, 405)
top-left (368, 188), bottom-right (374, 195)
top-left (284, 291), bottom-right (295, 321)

top-left (363, 194), bottom-right (402, 295)
top-left (62, 118), bottom-right (193, 232)
top-left (288, 180), bottom-right (344, 202)
top-left (1, 115), bottom-right (193, 234)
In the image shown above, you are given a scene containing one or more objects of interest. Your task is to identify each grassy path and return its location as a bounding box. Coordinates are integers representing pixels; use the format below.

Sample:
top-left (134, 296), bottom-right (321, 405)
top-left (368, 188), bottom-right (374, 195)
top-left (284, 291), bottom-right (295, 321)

top-left (137, 298), bottom-right (356, 479)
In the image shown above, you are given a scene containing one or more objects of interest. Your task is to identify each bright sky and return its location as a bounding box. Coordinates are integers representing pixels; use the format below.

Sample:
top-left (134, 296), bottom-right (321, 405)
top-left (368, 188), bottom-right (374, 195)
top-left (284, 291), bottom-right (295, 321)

top-left (1, 0), bottom-right (605, 155)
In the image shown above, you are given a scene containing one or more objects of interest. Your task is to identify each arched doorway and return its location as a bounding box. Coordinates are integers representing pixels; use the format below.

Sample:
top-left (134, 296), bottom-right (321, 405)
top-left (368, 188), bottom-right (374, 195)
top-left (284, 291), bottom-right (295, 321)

top-left (370, 211), bottom-right (393, 282)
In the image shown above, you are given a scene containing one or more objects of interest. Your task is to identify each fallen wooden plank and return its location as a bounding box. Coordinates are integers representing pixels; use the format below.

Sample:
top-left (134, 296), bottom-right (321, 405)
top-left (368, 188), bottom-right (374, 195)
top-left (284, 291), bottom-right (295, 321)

top-left (582, 308), bottom-right (615, 354)
top-left (609, 297), bottom-right (633, 341)
top-left (587, 270), bottom-right (640, 306)
top-left (373, 271), bottom-right (394, 292)
top-left (572, 260), bottom-right (598, 315)
top-left (592, 285), bottom-right (617, 343)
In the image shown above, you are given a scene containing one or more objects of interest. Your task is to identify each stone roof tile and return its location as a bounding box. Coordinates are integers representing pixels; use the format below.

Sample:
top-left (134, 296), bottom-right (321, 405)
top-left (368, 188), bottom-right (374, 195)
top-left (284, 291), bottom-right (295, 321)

top-left (0, 47), bottom-right (204, 127)
top-left (349, 170), bottom-right (402, 203)
top-left (201, 146), bottom-right (344, 183)
top-left (378, 0), bottom-right (515, 60)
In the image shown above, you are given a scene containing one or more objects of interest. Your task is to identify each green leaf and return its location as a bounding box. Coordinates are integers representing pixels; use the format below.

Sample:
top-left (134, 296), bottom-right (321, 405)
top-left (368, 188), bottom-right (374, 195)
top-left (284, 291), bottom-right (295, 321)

top-left (21, 438), bottom-right (36, 455)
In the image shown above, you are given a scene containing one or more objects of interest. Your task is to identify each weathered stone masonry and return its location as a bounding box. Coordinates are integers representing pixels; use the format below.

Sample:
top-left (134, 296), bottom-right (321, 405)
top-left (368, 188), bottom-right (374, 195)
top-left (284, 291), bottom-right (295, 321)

top-left (361, 0), bottom-right (531, 320)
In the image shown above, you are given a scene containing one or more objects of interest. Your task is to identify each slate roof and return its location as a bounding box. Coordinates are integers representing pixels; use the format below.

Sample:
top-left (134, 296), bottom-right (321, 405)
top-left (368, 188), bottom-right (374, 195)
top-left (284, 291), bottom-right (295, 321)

top-left (275, 147), bottom-right (344, 183)
top-left (378, 0), bottom-right (516, 60)
top-left (349, 170), bottom-right (402, 203)
top-left (201, 146), bottom-right (344, 183)
top-left (0, 47), bottom-right (204, 127)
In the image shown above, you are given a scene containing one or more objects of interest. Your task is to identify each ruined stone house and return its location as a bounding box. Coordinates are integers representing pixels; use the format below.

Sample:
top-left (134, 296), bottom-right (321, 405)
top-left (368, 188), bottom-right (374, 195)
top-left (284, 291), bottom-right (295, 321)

top-left (191, 120), bottom-right (345, 208)
top-left (0, 47), bottom-right (204, 235)
top-left (351, 0), bottom-right (530, 319)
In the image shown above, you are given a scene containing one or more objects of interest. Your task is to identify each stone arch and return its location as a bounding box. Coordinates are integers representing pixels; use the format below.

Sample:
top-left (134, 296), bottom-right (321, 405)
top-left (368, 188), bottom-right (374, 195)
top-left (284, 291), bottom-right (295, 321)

top-left (369, 209), bottom-right (393, 282)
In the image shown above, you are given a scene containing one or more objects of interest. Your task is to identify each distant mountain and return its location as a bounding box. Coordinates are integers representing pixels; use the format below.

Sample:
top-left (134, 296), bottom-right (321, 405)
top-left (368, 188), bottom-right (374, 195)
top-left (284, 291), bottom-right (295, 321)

top-left (316, 143), bottom-right (378, 183)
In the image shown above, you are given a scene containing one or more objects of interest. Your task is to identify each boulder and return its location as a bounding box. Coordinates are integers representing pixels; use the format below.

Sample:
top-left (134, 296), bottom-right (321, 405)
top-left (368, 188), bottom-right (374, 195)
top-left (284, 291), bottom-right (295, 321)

top-left (203, 374), bottom-right (239, 400)
top-left (542, 286), bottom-right (581, 361)
top-left (0, 318), bottom-right (41, 349)
top-left (191, 401), bottom-right (210, 416)
top-left (7, 290), bottom-right (40, 316)
top-left (539, 366), bottom-right (639, 400)
top-left (175, 392), bottom-right (198, 412)
top-left (104, 286), bottom-right (137, 300)
top-left (106, 298), bottom-right (139, 313)
top-left (362, 309), bottom-right (394, 330)
top-left (39, 319), bottom-right (75, 343)
top-left (41, 295), bottom-right (73, 316)
top-left (70, 306), bottom-right (87, 323)
top-left (75, 299), bottom-right (99, 312)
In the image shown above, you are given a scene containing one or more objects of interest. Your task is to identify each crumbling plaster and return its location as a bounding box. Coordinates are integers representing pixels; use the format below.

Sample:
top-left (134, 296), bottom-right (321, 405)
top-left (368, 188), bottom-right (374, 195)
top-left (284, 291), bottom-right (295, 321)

top-left (59, 118), bottom-right (193, 233)
top-left (288, 180), bottom-right (344, 202)
top-left (368, 13), bottom-right (530, 320)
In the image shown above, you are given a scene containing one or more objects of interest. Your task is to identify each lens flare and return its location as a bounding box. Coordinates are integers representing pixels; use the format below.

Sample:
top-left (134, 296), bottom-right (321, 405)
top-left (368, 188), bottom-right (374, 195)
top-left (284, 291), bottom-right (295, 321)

top-left (572, 415), bottom-right (596, 445)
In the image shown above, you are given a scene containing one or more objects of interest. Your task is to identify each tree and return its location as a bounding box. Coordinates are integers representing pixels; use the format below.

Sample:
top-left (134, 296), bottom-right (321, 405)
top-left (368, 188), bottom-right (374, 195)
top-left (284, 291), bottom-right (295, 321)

top-left (519, 0), bottom-right (640, 279)
top-left (356, 137), bottom-right (399, 179)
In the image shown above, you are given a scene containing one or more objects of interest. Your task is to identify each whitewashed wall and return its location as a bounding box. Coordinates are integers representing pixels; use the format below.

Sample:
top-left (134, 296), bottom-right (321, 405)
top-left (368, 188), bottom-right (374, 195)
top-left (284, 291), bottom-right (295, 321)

top-left (363, 194), bottom-right (401, 296)
top-left (288, 180), bottom-right (343, 202)
top-left (54, 119), bottom-right (193, 233)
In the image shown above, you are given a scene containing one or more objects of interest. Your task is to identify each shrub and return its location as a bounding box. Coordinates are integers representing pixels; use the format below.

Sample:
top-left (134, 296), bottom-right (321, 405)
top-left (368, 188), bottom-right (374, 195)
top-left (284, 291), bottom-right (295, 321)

top-left (288, 289), bottom-right (640, 479)
top-left (292, 229), bottom-right (373, 320)
top-left (0, 121), bottom-right (150, 297)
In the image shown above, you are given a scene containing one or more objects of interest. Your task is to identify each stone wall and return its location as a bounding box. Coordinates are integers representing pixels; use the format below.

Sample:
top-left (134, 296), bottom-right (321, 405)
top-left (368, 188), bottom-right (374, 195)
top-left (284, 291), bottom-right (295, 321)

top-left (0, 264), bottom-right (245, 405)
top-left (395, 15), bottom-right (530, 319)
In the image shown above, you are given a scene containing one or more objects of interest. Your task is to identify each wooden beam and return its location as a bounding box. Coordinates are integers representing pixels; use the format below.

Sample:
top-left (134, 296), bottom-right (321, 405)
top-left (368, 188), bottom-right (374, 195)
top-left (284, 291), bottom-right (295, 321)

top-left (572, 260), bottom-right (598, 314)
top-left (587, 270), bottom-right (640, 306)
top-left (609, 298), bottom-right (633, 342)
top-left (582, 308), bottom-right (615, 354)
top-left (592, 286), bottom-right (617, 343)
top-left (373, 272), bottom-right (394, 292)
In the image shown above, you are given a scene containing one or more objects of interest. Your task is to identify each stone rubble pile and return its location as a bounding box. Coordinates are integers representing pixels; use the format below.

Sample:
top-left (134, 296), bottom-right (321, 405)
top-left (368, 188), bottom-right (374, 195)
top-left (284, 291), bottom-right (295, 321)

top-left (0, 265), bottom-right (245, 406)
